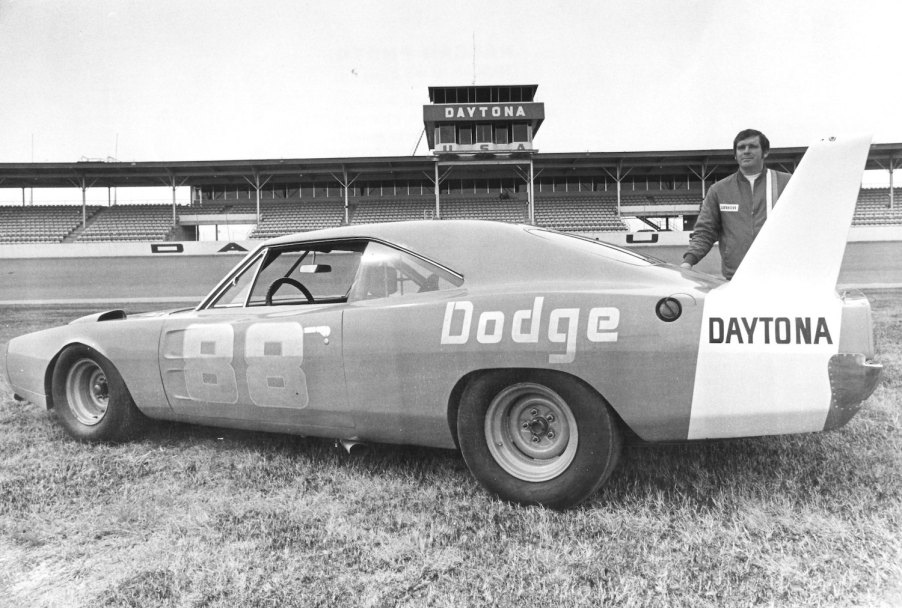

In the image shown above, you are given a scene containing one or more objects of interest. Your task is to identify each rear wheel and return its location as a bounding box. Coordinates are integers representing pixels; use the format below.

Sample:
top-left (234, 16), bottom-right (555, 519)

top-left (51, 345), bottom-right (146, 442)
top-left (457, 371), bottom-right (622, 509)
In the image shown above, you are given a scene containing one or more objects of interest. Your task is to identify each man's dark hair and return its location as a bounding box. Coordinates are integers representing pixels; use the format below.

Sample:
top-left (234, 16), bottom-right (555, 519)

top-left (733, 129), bottom-right (770, 154)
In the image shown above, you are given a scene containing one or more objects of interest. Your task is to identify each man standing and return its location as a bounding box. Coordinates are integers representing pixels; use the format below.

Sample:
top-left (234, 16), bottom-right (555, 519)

top-left (681, 129), bottom-right (792, 279)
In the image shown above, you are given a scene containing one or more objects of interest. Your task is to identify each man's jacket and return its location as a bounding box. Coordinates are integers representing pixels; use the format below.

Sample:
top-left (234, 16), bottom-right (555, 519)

top-left (684, 168), bottom-right (792, 279)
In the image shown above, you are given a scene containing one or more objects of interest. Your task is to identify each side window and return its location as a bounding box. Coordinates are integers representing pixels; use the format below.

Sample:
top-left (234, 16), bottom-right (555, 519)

top-left (210, 242), bottom-right (367, 308)
top-left (349, 242), bottom-right (463, 301)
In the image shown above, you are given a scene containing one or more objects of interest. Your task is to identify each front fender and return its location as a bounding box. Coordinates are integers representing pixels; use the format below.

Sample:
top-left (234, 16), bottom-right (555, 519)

top-left (6, 318), bottom-right (168, 416)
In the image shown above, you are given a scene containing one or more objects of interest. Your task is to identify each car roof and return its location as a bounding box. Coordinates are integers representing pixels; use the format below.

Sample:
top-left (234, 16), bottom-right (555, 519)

top-left (261, 220), bottom-right (658, 287)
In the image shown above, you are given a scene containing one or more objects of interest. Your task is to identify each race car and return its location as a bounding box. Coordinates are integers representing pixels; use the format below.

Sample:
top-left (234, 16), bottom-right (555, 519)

top-left (4, 135), bottom-right (882, 508)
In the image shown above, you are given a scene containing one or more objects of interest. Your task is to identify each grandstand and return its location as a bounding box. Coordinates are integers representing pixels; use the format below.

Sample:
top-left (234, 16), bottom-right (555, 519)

top-left (0, 205), bottom-right (93, 243)
top-left (0, 84), bottom-right (900, 243)
top-left (350, 198), bottom-right (435, 224)
top-left (1, 184), bottom-right (899, 243)
top-left (77, 205), bottom-right (174, 242)
top-left (853, 187), bottom-right (902, 226)
top-left (249, 200), bottom-right (344, 238)
top-left (535, 195), bottom-right (628, 232)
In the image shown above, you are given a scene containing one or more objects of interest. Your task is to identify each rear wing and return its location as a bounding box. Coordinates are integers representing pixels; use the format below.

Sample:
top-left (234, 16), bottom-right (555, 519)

top-left (688, 134), bottom-right (875, 440)
top-left (730, 134), bottom-right (872, 295)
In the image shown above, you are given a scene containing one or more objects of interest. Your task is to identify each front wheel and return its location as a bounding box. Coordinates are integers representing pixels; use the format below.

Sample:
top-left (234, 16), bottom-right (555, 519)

top-left (51, 345), bottom-right (146, 442)
top-left (457, 371), bottom-right (622, 509)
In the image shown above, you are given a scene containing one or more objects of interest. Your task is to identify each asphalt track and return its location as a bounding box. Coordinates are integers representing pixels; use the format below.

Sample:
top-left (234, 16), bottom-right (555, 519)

top-left (0, 241), bottom-right (899, 305)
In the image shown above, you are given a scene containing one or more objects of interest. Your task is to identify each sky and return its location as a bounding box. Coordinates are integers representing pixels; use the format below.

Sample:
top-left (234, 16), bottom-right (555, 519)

top-left (0, 0), bottom-right (900, 202)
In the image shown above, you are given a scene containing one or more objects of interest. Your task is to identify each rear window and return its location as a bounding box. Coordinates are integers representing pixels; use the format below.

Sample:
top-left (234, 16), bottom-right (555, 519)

top-left (526, 228), bottom-right (662, 266)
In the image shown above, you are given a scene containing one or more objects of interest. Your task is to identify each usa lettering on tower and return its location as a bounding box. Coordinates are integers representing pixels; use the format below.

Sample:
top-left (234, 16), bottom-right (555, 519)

top-left (708, 316), bottom-right (833, 345)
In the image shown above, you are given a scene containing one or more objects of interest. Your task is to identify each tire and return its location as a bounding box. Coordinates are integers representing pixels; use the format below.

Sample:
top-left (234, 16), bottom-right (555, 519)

top-left (457, 370), bottom-right (622, 509)
top-left (51, 345), bottom-right (146, 442)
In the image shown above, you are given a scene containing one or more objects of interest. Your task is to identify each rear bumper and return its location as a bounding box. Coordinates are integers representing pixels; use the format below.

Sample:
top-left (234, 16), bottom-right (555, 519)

top-left (824, 353), bottom-right (883, 430)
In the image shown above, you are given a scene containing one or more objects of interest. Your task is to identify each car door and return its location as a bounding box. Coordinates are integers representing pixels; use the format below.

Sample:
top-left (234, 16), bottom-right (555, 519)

top-left (158, 241), bottom-right (364, 433)
top-left (341, 241), bottom-right (465, 446)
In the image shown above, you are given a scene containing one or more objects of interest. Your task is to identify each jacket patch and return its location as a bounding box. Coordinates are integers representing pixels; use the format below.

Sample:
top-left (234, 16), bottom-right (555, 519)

top-left (719, 203), bottom-right (739, 212)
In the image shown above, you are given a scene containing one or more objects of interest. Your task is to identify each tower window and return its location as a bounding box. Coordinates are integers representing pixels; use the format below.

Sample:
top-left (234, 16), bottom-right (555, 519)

top-left (512, 123), bottom-right (529, 143)
top-left (437, 125), bottom-right (455, 144)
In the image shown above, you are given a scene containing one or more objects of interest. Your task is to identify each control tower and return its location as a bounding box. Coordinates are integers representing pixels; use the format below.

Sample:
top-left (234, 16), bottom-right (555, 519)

top-left (423, 85), bottom-right (544, 155)
top-left (422, 85), bottom-right (545, 221)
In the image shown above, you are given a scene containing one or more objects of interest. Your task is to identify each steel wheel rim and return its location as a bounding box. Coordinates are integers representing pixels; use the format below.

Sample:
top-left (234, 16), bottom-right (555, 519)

top-left (66, 358), bottom-right (109, 426)
top-left (485, 382), bottom-right (578, 482)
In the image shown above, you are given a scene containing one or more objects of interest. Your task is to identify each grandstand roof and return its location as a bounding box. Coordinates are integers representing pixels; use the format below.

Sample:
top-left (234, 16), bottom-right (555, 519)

top-left (1, 143), bottom-right (900, 191)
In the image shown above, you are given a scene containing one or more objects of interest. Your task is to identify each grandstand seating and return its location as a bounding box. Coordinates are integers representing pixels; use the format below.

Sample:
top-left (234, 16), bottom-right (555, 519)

top-left (0, 205), bottom-right (93, 243)
top-left (852, 188), bottom-right (902, 225)
top-left (534, 195), bottom-right (628, 231)
top-left (78, 205), bottom-right (175, 242)
top-left (439, 197), bottom-right (527, 222)
top-left (351, 198), bottom-right (435, 224)
top-left (249, 201), bottom-right (344, 238)
top-left (222, 202), bottom-right (261, 215)
top-left (2, 186), bottom-right (900, 244)
top-left (618, 191), bottom-right (703, 207)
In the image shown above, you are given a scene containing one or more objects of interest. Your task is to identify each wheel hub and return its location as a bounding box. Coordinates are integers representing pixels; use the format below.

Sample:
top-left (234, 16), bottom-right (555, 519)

top-left (524, 413), bottom-right (553, 439)
top-left (92, 376), bottom-right (109, 402)
top-left (485, 382), bottom-right (579, 482)
top-left (66, 358), bottom-right (110, 426)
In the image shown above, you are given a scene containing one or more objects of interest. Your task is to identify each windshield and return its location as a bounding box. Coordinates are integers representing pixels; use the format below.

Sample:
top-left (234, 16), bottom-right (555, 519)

top-left (526, 228), bottom-right (663, 266)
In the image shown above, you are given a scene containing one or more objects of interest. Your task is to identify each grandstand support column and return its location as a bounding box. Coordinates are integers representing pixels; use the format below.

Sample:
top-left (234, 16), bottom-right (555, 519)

top-left (434, 162), bottom-right (440, 219)
top-left (159, 174), bottom-right (189, 228)
top-left (242, 172), bottom-right (271, 223)
top-left (602, 165), bottom-right (632, 217)
top-left (69, 174), bottom-right (97, 227)
top-left (171, 184), bottom-right (177, 227)
top-left (344, 168), bottom-right (350, 224)
top-left (528, 158), bottom-right (535, 224)
top-left (80, 179), bottom-right (87, 227)
top-left (514, 163), bottom-right (541, 224)
top-left (873, 156), bottom-right (900, 209)
top-left (890, 156), bottom-right (899, 209)
top-left (424, 163), bottom-right (451, 220)
top-left (689, 163), bottom-right (717, 199)
top-left (343, 167), bottom-right (349, 224)
top-left (329, 167), bottom-right (358, 225)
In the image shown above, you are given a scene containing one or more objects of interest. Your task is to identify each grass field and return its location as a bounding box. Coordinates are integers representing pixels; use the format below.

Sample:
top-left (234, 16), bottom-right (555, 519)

top-left (1, 292), bottom-right (900, 608)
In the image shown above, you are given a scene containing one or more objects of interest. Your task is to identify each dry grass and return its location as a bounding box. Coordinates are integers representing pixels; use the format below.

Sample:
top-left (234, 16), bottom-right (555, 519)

top-left (1, 294), bottom-right (900, 607)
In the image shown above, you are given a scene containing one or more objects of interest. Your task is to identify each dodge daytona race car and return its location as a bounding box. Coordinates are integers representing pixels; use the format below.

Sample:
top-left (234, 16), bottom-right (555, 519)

top-left (4, 135), bottom-right (882, 508)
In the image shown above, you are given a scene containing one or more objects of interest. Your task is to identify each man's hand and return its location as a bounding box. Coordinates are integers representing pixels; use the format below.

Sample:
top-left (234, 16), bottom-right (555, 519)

top-left (680, 262), bottom-right (693, 270)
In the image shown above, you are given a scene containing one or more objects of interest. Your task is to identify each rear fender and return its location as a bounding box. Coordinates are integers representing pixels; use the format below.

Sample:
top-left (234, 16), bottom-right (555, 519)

top-left (447, 367), bottom-right (629, 447)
